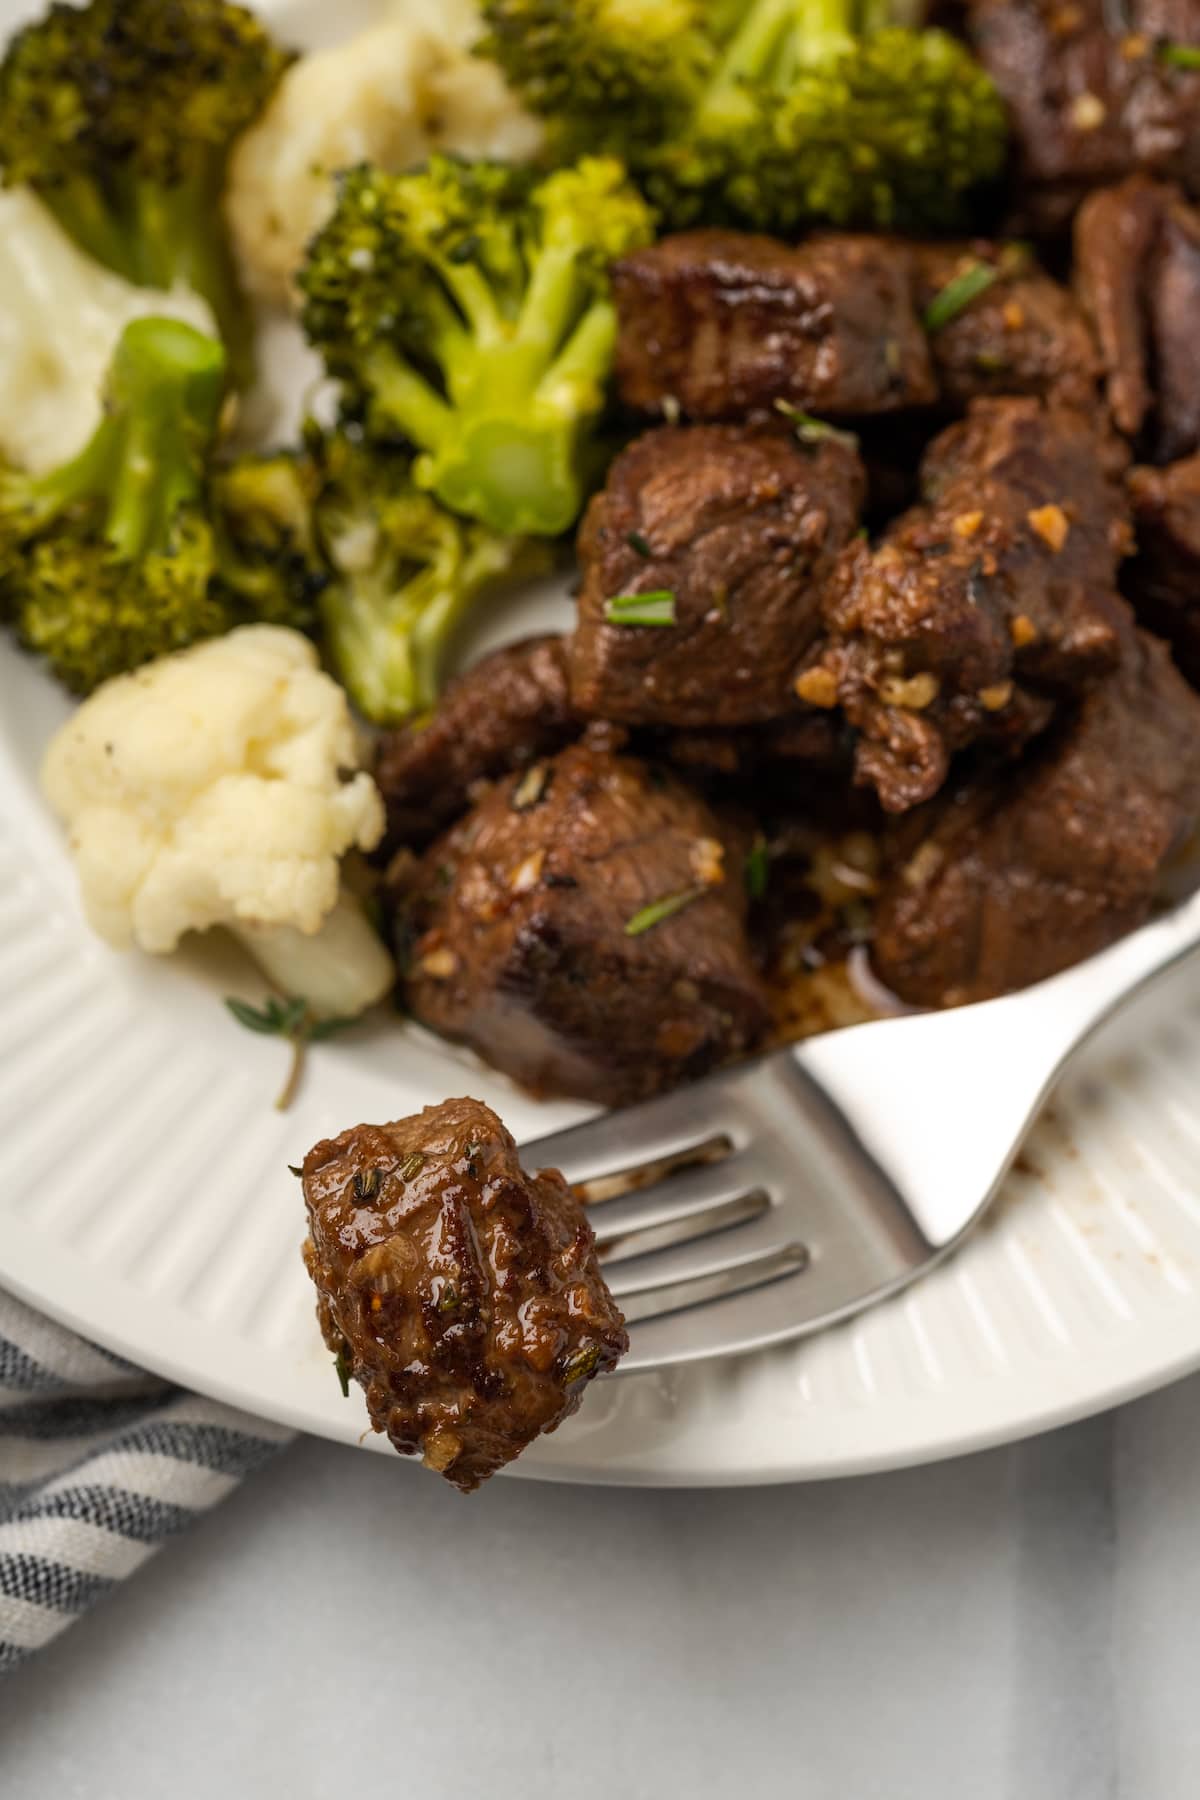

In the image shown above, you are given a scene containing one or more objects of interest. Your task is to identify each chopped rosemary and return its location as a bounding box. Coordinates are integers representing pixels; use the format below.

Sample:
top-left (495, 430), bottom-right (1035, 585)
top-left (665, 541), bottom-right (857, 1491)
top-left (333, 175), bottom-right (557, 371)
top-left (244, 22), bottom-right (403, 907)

top-left (400, 1151), bottom-right (425, 1181)
top-left (334, 1345), bottom-right (352, 1398)
top-left (923, 263), bottom-right (1002, 333)
top-left (745, 836), bottom-right (770, 901)
top-left (353, 1167), bottom-right (381, 1200)
top-left (773, 401), bottom-right (860, 451)
top-left (287, 1164), bottom-right (304, 1179)
top-left (1160, 41), bottom-right (1200, 68)
top-left (603, 589), bottom-right (677, 627)
top-left (626, 530), bottom-right (653, 558)
top-left (625, 886), bottom-right (705, 937)
top-left (225, 995), bottom-right (357, 1111)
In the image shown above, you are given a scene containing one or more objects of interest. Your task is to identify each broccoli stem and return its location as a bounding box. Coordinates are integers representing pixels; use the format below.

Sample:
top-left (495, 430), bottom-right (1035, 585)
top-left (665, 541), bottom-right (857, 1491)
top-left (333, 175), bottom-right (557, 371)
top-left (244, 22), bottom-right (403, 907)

top-left (126, 171), bottom-right (255, 391)
top-left (39, 172), bottom-right (142, 285)
top-left (538, 298), bottom-right (618, 411)
top-left (320, 563), bottom-right (433, 723)
top-left (515, 241), bottom-right (589, 364)
top-left (27, 316), bottom-right (225, 557)
top-left (229, 892), bottom-right (395, 1022)
top-left (365, 348), bottom-right (458, 457)
top-left (699, 0), bottom-right (868, 128)
top-left (700, 0), bottom-right (799, 128)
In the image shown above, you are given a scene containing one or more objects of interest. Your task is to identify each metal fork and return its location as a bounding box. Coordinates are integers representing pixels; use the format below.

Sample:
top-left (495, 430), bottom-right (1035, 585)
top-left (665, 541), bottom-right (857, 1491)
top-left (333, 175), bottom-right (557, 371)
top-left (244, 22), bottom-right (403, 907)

top-left (521, 888), bottom-right (1200, 1374)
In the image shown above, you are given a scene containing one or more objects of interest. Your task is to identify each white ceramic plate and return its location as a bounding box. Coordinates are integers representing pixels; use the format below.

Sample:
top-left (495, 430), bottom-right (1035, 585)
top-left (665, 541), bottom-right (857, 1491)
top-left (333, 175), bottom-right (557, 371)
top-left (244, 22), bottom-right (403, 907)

top-left (4, 0), bottom-right (1200, 1486)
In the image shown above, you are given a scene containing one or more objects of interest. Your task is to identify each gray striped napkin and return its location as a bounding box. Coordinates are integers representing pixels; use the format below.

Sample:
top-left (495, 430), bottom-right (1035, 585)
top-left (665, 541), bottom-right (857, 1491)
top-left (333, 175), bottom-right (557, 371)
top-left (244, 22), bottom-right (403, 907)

top-left (0, 1287), bottom-right (292, 1671)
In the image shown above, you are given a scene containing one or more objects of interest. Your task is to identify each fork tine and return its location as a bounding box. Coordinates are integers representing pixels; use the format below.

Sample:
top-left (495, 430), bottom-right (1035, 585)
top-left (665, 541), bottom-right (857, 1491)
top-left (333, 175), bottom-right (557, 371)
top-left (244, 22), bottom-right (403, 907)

top-left (588, 1151), bottom-right (771, 1241)
top-left (619, 1237), bottom-right (923, 1373)
top-left (604, 1209), bottom-right (801, 1298)
top-left (520, 1075), bottom-right (745, 1187)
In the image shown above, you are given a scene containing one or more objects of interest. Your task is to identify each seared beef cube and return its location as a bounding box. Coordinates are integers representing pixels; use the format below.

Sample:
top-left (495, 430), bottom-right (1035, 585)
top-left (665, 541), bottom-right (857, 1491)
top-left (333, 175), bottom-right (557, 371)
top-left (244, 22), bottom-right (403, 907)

top-left (969, 0), bottom-right (1200, 226)
top-left (1075, 176), bottom-right (1200, 460)
top-left (873, 624), bottom-right (1200, 1006)
top-left (663, 712), bottom-right (851, 783)
top-left (374, 636), bottom-right (579, 852)
top-left (570, 425), bottom-right (865, 729)
top-left (913, 241), bottom-right (1100, 412)
top-left (613, 230), bottom-right (936, 422)
top-left (1127, 454), bottom-right (1200, 680)
top-left (403, 741), bottom-right (770, 1106)
top-left (811, 399), bottom-right (1133, 813)
top-left (302, 1097), bottom-right (626, 1492)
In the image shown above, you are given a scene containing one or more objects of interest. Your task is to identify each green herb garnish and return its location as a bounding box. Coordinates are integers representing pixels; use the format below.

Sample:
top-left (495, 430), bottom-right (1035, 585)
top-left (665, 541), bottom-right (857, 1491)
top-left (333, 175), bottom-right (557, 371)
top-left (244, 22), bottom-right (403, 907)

top-left (399, 1152), bottom-right (425, 1181)
top-left (603, 589), bottom-right (677, 628)
top-left (334, 1345), bottom-right (352, 1399)
top-left (626, 530), bottom-right (653, 558)
top-left (923, 263), bottom-right (1002, 333)
top-left (1160, 42), bottom-right (1200, 68)
top-left (625, 886), bottom-right (705, 937)
top-left (225, 995), bottom-right (357, 1112)
top-left (773, 400), bottom-right (860, 450)
top-left (745, 836), bottom-right (770, 901)
top-left (353, 1167), bottom-right (381, 1200)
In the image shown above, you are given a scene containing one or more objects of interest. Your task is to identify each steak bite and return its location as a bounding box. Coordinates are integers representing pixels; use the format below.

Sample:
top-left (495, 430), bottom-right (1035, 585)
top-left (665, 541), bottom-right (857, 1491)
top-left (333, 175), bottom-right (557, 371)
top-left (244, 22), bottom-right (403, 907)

top-left (401, 740), bottom-right (770, 1106)
top-left (612, 230), bottom-right (936, 422)
top-left (873, 624), bottom-right (1200, 1007)
top-left (968, 0), bottom-right (1200, 228)
top-left (1075, 176), bottom-right (1200, 461)
top-left (570, 424), bottom-right (866, 729)
top-left (913, 240), bottom-right (1100, 412)
top-left (373, 636), bottom-right (579, 852)
top-left (1126, 454), bottom-right (1200, 681)
top-left (301, 1097), bottom-right (626, 1493)
top-left (809, 398), bottom-right (1133, 813)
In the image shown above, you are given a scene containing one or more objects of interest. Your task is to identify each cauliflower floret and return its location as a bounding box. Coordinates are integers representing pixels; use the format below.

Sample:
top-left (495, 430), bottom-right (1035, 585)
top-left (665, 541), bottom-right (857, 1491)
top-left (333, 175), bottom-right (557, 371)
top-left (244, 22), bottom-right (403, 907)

top-left (41, 625), bottom-right (394, 1019)
top-left (0, 189), bottom-right (216, 475)
top-left (225, 1), bottom-right (544, 309)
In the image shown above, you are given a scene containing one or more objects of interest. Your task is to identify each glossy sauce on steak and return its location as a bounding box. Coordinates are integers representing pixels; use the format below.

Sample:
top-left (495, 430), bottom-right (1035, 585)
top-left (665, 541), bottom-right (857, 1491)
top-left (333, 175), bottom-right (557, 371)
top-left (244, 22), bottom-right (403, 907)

top-left (301, 1097), bottom-right (627, 1491)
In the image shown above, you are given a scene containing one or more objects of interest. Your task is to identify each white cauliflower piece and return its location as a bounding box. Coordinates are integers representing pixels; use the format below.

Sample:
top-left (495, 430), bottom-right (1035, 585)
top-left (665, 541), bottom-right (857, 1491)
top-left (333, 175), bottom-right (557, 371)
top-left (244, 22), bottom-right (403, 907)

top-left (0, 188), bottom-right (216, 475)
top-left (41, 625), bottom-right (394, 1019)
top-left (225, 1), bottom-right (543, 309)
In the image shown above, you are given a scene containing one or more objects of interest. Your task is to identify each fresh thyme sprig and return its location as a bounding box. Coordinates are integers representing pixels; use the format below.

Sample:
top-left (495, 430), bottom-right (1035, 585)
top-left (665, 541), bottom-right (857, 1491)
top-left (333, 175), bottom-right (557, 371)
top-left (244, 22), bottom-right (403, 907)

top-left (225, 995), bottom-right (356, 1111)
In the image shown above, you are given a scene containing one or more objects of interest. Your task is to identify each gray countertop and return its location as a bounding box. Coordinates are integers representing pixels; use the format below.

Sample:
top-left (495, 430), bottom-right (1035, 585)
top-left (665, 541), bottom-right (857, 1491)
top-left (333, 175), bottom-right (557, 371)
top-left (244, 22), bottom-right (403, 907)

top-left (3, 1374), bottom-right (1198, 1799)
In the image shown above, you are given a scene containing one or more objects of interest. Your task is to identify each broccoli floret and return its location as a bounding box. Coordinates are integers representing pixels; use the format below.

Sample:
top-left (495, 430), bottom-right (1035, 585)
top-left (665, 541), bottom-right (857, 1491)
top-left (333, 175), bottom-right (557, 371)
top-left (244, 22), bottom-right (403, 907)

top-left (312, 431), bottom-right (549, 724)
top-left (5, 316), bottom-right (227, 693)
top-left (212, 452), bottom-right (329, 637)
top-left (0, 0), bottom-right (292, 386)
top-left (478, 0), bottom-right (1007, 233)
top-left (299, 154), bottom-right (654, 538)
top-left (2, 317), bottom-right (318, 695)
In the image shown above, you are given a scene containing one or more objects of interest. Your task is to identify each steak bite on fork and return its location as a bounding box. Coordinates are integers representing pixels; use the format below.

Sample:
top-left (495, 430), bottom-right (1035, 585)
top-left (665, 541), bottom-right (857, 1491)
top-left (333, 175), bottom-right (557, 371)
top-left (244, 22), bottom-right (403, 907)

top-left (301, 1095), bottom-right (627, 1492)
